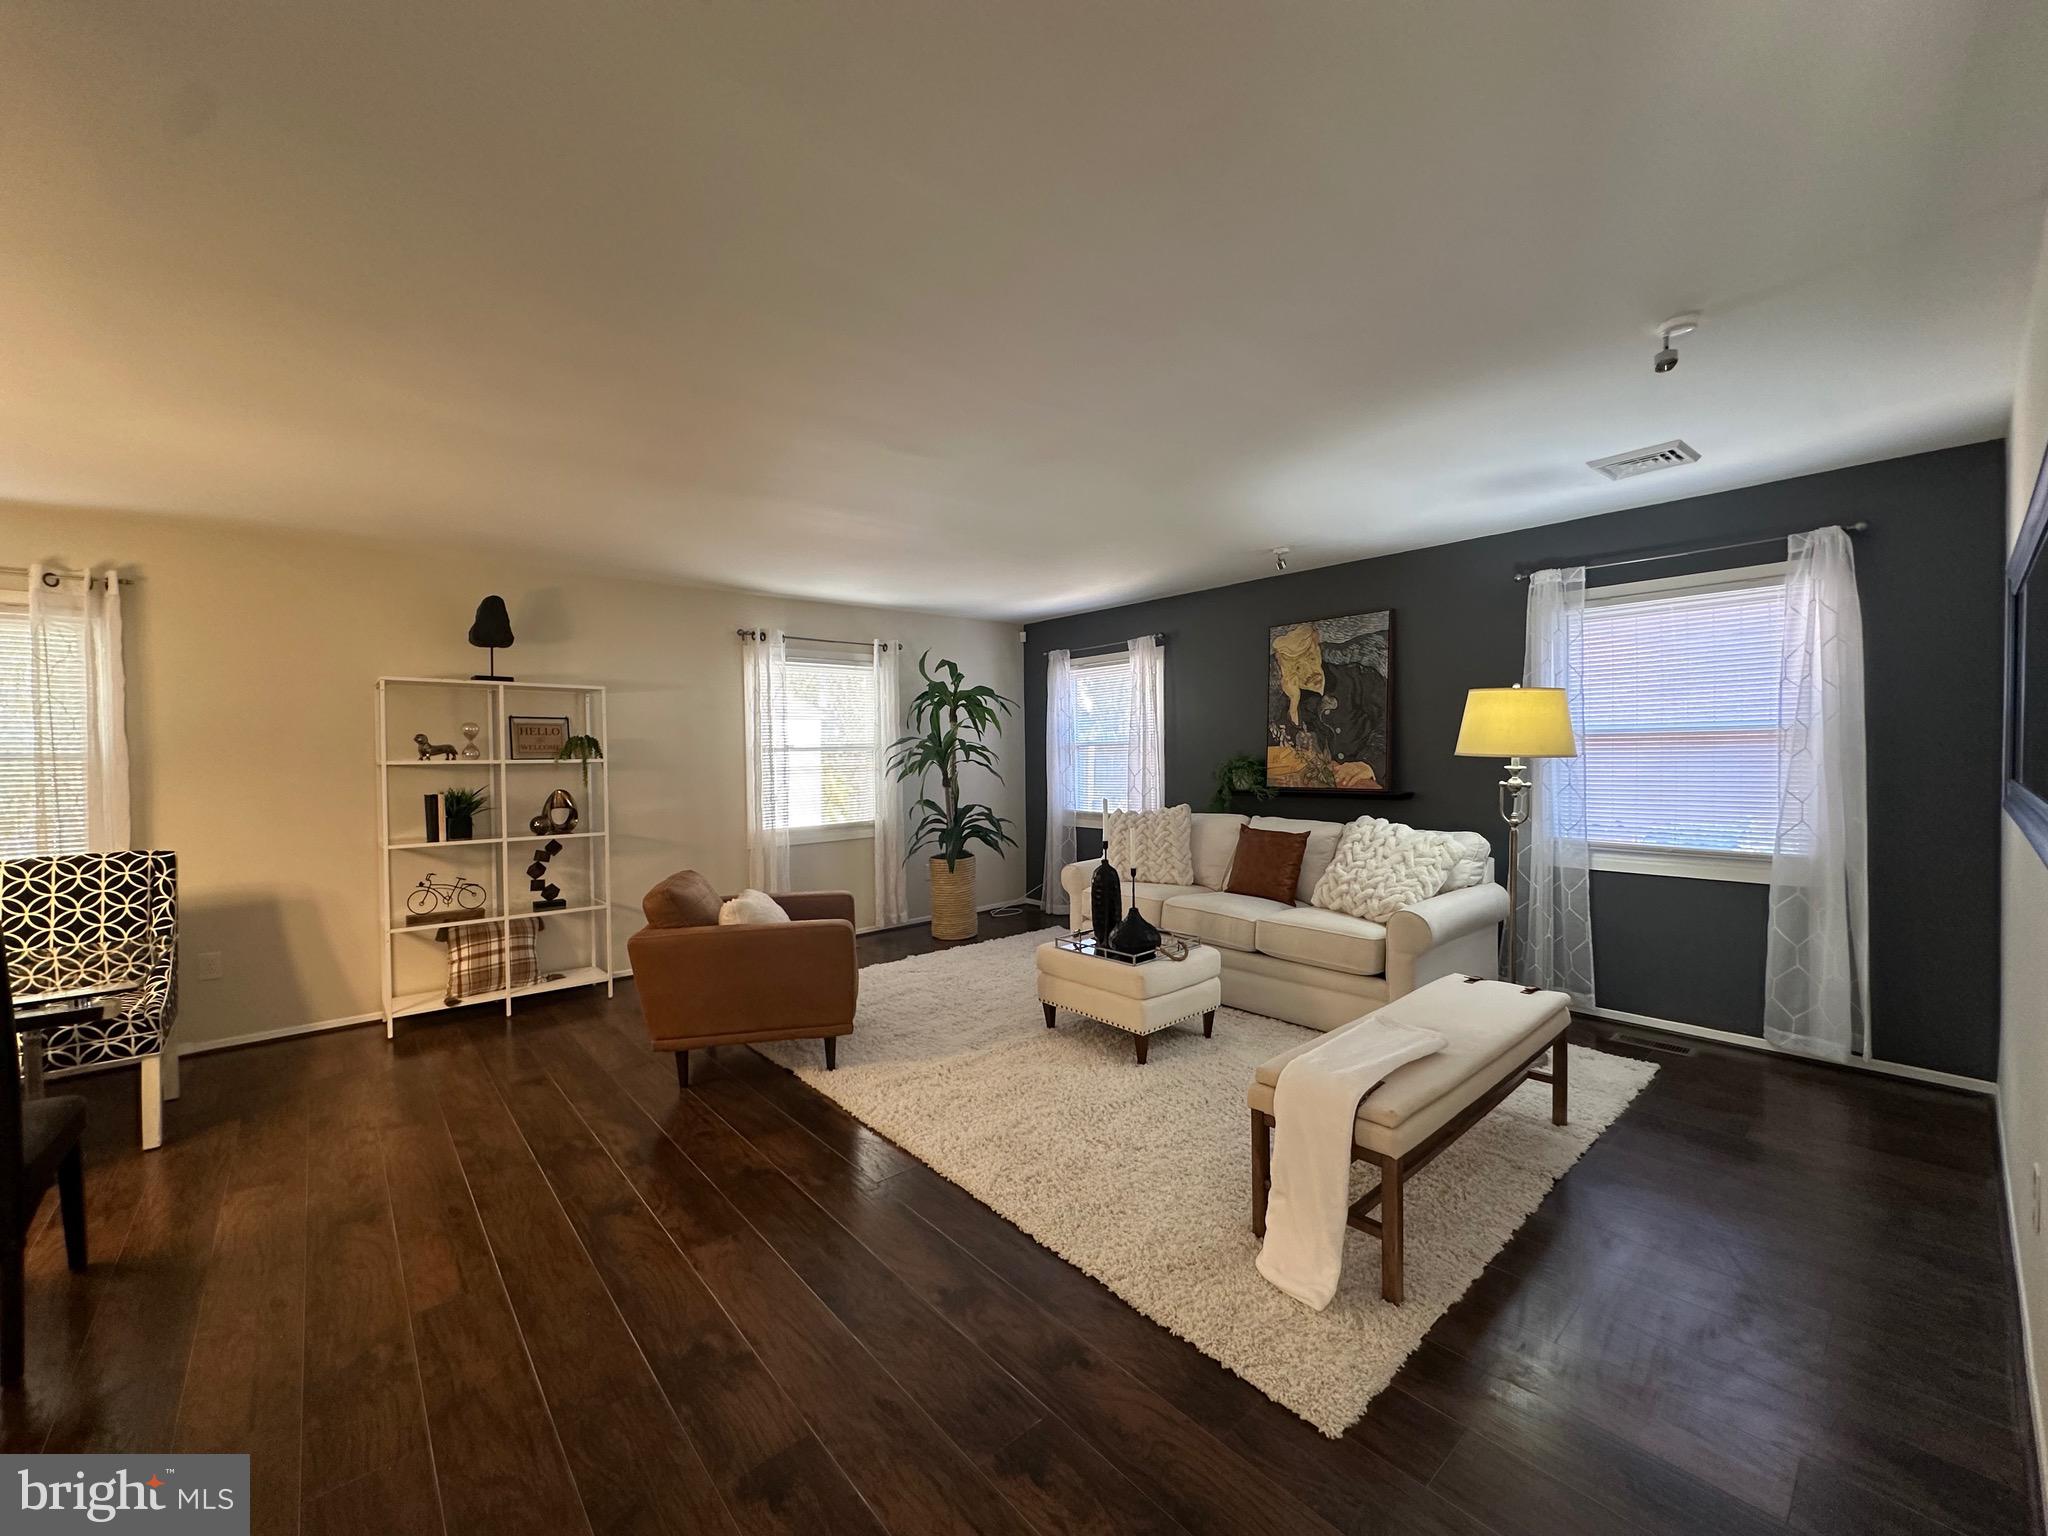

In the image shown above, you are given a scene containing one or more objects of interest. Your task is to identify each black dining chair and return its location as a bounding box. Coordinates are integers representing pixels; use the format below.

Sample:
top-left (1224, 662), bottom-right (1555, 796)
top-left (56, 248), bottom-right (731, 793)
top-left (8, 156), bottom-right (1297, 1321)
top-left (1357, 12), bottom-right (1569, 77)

top-left (2, 943), bottom-right (89, 1388)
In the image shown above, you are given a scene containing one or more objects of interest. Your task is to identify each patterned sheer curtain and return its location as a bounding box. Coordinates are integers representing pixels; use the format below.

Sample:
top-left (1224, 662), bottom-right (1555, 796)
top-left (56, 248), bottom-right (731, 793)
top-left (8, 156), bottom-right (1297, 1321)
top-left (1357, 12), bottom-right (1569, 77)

top-left (28, 565), bottom-right (130, 852)
top-left (1042, 649), bottom-right (1078, 913)
top-left (1126, 634), bottom-right (1166, 812)
top-left (871, 639), bottom-right (908, 928)
top-left (1520, 568), bottom-right (1595, 1004)
top-left (1764, 527), bottom-right (1868, 1061)
top-left (742, 629), bottom-right (791, 892)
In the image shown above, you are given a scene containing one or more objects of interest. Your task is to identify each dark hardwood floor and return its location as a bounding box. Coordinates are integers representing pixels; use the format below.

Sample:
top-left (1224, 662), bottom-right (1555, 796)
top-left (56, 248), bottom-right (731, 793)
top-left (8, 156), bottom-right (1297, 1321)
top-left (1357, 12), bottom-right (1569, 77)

top-left (4, 909), bottom-right (2038, 1536)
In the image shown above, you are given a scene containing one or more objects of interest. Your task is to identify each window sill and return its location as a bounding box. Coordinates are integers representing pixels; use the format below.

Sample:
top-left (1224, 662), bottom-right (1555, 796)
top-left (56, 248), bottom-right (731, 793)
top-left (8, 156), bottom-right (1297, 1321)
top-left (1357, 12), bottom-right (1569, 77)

top-left (1590, 845), bottom-right (1772, 884)
top-left (789, 821), bottom-right (875, 847)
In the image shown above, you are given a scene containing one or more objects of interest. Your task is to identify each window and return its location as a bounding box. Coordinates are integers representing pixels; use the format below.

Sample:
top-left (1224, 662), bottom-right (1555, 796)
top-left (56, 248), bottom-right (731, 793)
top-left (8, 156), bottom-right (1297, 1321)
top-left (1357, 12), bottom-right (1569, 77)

top-left (780, 640), bottom-right (877, 835)
top-left (1069, 651), bottom-right (1136, 814)
top-left (0, 594), bottom-right (89, 857)
top-left (1580, 565), bottom-right (1785, 879)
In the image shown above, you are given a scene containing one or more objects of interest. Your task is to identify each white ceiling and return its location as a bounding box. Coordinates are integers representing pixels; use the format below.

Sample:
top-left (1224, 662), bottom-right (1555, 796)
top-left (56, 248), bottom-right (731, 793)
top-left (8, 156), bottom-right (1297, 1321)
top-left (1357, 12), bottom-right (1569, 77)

top-left (3, 2), bottom-right (2045, 620)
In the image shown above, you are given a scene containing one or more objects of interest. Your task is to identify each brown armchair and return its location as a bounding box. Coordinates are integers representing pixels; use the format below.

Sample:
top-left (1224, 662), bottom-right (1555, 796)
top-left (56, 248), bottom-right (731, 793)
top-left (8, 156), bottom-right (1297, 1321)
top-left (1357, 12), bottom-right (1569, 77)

top-left (627, 871), bottom-right (857, 1087)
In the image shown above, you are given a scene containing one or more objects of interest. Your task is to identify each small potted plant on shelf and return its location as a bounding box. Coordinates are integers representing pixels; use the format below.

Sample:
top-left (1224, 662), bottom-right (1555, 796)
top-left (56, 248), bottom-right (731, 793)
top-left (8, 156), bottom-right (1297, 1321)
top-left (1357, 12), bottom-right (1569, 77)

top-left (1209, 752), bottom-right (1277, 811)
top-left (555, 733), bottom-right (604, 787)
top-left (887, 653), bottom-right (1017, 941)
top-left (441, 785), bottom-right (490, 841)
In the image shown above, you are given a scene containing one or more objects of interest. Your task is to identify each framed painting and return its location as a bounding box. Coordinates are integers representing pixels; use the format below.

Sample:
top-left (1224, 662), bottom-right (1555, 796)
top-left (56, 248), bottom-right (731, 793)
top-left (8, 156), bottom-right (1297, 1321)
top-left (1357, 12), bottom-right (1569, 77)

top-left (1266, 610), bottom-right (1392, 791)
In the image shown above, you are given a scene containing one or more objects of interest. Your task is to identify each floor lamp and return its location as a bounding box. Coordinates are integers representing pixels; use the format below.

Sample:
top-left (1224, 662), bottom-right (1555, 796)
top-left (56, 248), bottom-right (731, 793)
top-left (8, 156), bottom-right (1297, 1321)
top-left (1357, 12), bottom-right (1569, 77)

top-left (1455, 686), bottom-right (1577, 985)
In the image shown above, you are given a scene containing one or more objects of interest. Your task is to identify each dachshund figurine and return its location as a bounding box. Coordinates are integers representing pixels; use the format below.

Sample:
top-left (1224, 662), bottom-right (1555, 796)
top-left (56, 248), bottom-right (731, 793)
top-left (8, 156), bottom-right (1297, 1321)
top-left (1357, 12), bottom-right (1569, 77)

top-left (414, 732), bottom-right (458, 761)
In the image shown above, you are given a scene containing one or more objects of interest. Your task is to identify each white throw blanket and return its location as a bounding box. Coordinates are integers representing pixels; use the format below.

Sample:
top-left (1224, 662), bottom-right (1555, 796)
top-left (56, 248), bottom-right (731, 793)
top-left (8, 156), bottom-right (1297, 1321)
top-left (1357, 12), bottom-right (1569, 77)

top-left (1255, 1014), bottom-right (1446, 1310)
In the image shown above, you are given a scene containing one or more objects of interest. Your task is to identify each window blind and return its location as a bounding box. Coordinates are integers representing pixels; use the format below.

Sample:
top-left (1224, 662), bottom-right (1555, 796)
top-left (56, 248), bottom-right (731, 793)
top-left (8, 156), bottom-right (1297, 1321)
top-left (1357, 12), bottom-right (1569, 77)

top-left (1070, 651), bottom-right (1134, 812)
top-left (782, 641), bottom-right (877, 829)
top-left (0, 603), bottom-right (89, 857)
top-left (1581, 577), bottom-right (1785, 856)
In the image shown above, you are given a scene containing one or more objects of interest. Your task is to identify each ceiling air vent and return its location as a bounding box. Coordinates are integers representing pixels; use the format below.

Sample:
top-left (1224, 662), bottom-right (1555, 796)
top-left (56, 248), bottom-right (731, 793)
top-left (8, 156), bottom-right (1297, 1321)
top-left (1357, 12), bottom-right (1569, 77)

top-left (1587, 439), bottom-right (1700, 482)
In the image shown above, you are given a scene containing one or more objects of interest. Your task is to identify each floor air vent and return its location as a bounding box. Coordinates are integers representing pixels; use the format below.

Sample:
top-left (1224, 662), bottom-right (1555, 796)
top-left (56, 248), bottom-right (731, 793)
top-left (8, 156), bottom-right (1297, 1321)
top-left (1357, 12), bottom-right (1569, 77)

top-left (1613, 1032), bottom-right (1695, 1057)
top-left (1588, 439), bottom-right (1700, 481)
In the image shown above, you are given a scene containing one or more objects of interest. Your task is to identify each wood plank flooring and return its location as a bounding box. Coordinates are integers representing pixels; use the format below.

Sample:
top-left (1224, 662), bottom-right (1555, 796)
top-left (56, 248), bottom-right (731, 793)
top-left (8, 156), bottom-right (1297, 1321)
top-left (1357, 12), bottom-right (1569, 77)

top-left (3, 910), bottom-right (2038, 1536)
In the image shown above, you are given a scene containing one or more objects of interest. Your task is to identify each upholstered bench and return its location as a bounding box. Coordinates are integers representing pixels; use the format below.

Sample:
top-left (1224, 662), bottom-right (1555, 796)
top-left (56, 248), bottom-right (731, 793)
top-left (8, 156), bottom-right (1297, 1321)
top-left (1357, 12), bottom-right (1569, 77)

top-left (1248, 976), bottom-right (1571, 1302)
top-left (1036, 940), bottom-right (1223, 1064)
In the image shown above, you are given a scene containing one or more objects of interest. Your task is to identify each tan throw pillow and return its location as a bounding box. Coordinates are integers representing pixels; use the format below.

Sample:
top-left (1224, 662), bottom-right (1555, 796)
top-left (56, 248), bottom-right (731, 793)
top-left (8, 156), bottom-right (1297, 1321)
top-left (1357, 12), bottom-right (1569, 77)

top-left (1106, 804), bottom-right (1195, 885)
top-left (1312, 817), bottom-right (1460, 921)
top-left (719, 889), bottom-right (791, 925)
top-left (1224, 826), bottom-right (1310, 905)
top-left (643, 870), bottom-right (723, 928)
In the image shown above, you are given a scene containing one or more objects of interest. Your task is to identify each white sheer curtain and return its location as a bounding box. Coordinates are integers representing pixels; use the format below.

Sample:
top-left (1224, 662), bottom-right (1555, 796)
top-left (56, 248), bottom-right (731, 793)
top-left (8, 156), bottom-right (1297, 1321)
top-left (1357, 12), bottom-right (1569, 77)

top-left (742, 628), bottom-right (791, 892)
top-left (1042, 648), bottom-right (1078, 913)
top-left (28, 565), bottom-right (129, 852)
top-left (1765, 527), bottom-right (1869, 1062)
top-left (871, 639), bottom-right (908, 928)
top-left (1520, 568), bottom-right (1595, 1004)
top-left (1126, 634), bottom-right (1166, 812)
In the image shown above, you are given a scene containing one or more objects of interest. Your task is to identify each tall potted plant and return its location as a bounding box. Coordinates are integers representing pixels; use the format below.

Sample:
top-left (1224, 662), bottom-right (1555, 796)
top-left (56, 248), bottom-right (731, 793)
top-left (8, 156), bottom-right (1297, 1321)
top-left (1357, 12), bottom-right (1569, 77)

top-left (888, 653), bottom-right (1017, 940)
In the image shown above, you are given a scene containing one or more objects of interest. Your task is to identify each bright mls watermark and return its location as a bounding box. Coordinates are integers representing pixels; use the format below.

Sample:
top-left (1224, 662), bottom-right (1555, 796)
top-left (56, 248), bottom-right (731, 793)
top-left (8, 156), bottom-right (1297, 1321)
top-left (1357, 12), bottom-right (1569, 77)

top-left (4, 1456), bottom-right (248, 1534)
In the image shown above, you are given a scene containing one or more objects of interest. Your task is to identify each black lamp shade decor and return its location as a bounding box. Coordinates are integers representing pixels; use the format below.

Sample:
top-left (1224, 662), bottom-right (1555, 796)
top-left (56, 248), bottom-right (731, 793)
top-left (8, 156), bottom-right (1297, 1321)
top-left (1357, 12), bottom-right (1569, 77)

top-left (469, 596), bottom-right (515, 680)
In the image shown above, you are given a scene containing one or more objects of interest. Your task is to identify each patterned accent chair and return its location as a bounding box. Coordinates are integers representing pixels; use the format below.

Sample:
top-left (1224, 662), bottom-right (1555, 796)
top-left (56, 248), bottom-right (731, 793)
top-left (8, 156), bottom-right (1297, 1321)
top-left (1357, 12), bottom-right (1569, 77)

top-left (0, 852), bottom-right (179, 1150)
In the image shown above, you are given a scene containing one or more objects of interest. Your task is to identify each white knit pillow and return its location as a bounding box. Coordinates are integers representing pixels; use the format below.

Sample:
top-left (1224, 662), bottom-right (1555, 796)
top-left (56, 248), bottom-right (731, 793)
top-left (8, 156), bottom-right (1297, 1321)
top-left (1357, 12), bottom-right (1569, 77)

top-left (1105, 804), bottom-right (1195, 885)
top-left (1438, 830), bottom-right (1492, 892)
top-left (719, 889), bottom-right (790, 925)
top-left (1311, 817), bottom-right (1460, 921)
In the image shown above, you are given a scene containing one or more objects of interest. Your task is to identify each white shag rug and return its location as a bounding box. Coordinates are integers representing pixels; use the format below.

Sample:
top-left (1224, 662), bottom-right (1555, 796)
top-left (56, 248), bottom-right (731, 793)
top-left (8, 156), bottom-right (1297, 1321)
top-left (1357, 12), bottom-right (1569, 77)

top-left (756, 930), bottom-right (1655, 1435)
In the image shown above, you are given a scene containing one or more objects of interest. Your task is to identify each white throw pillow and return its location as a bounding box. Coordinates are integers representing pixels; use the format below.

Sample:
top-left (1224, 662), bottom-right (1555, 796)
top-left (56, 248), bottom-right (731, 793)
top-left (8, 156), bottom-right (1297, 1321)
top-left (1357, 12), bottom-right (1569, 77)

top-left (1311, 817), bottom-right (1461, 921)
top-left (1106, 804), bottom-right (1195, 885)
top-left (719, 889), bottom-right (791, 925)
top-left (1437, 830), bottom-right (1493, 893)
top-left (1188, 813), bottom-right (1248, 889)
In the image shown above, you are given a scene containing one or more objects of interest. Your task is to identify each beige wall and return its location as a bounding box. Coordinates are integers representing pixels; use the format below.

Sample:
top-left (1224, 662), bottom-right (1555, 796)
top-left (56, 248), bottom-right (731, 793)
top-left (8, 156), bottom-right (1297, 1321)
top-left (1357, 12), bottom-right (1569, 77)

top-left (0, 501), bottom-right (1029, 1049)
top-left (2004, 207), bottom-right (2048, 1493)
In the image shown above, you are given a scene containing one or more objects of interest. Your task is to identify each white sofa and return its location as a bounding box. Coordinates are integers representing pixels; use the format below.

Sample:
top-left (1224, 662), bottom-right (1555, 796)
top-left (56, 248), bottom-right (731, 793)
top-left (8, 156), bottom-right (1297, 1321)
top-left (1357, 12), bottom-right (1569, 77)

top-left (1059, 813), bottom-right (1507, 1032)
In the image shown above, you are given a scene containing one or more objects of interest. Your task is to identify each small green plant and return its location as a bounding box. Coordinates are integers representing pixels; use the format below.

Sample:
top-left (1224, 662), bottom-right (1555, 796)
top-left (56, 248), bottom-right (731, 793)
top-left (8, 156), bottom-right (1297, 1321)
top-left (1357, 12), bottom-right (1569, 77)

top-left (887, 653), bottom-right (1018, 872)
top-left (1208, 753), bottom-right (1276, 811)
top-left (441, 786), bottom-right (490, 818)
top-left (556, 733), bottom-right (604, 786)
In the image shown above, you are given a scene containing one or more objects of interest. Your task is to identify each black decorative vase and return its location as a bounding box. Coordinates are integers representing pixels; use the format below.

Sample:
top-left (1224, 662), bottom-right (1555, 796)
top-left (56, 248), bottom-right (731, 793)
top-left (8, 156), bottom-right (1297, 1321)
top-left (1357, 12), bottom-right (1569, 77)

top-left (446, 808), bottom-right (474, 841)
top-left (1089, 846), bottom-right (1122, 942)
top-left (1106, 869), bottom-right (1161, 959)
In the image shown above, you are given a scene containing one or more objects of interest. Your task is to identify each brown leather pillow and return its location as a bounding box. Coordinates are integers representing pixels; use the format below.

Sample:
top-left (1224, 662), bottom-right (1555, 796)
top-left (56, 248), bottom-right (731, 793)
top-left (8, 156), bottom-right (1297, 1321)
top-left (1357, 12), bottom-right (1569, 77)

top-left (1225, 827), bottom-right (1310, 904)
top-left (642, 870), bottom-right (724, 928)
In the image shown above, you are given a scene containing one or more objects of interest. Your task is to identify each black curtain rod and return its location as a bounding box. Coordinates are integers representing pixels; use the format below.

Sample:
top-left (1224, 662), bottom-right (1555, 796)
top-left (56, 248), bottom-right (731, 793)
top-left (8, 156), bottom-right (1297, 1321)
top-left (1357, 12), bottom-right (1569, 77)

top-left (1069, 634), bottom-right (1167, 658)
top-left (734, 629), bottom-right (901, 648)
top-left (1512, 521), bottom-right (1869, 583)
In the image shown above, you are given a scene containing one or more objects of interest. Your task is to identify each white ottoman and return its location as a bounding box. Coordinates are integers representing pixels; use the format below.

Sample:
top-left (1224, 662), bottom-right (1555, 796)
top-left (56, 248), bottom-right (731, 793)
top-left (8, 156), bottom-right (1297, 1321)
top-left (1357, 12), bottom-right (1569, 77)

top-left (1036, 941), bottom-right (1224, 1064)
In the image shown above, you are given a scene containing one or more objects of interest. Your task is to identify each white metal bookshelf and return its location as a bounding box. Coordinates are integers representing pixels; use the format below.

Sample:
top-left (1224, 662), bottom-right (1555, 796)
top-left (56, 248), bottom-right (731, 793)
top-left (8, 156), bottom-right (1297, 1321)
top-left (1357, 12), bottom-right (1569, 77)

top-left (375, 676), bottom-right (614, 1035)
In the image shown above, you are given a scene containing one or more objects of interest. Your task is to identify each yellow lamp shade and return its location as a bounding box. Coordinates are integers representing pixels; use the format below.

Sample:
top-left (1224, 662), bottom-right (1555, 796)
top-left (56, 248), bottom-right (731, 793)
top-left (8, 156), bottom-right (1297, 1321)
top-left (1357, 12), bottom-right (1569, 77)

top-left (1455, 686), bottom-right (1576, 758)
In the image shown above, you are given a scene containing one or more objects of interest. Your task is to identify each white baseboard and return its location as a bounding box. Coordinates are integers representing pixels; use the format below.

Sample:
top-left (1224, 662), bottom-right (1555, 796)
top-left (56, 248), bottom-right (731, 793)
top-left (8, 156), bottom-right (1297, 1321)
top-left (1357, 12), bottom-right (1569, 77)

top-left (1996, 1107), bottom-right (2048, 1512)
top-left (179, 1009), bottom-right (386, 1057)
top-left (151, 907), bottom-right (1044, 1063)
top-left (856, 897), bottom-right (1041, 937)
top-left (1581, 1004), bottom-right (1997, 1095)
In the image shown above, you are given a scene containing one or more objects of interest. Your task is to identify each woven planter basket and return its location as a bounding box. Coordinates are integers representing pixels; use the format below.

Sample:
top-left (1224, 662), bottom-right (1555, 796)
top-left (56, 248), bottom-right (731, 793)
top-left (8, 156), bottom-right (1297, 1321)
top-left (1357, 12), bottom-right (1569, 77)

top-left (928, 854), bottom-right (977, 940)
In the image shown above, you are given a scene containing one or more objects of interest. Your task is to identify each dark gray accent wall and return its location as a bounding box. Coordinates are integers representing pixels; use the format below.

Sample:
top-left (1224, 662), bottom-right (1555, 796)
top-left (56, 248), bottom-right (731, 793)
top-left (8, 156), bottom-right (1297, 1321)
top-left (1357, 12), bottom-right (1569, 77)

top-left (1024, 441), bottom-right (2008, 1080)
